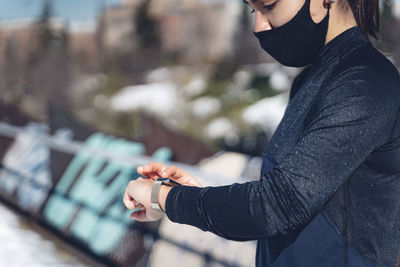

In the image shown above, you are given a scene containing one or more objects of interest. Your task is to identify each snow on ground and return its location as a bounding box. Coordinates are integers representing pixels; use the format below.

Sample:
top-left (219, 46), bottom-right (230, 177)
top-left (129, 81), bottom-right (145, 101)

top-left (269, 70), bottom-right (291, 92)
top-left (0, 204), bottom-right (94, 267)
top-left (184, 77), bottom-right (207, 97)
top-left (205, 117), bottom-right (239, 143)
top-left (110, 82), bottom-right (178, 117)
top-left (191, 96), bottom-right (221, 119)
top-left (242, 91), bottom-right (289, 134)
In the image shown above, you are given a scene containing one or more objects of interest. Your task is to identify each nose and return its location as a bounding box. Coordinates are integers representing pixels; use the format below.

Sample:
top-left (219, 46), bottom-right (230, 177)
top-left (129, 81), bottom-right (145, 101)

top-left (254, 10), bottom-right (272, 32)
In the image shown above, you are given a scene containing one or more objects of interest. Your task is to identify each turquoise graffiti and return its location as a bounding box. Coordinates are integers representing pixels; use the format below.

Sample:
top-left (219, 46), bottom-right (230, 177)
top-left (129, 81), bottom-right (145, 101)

top-left (0, 122), bottom-right (66, 212)
top-left (43, 132), bottom-right (172, 255)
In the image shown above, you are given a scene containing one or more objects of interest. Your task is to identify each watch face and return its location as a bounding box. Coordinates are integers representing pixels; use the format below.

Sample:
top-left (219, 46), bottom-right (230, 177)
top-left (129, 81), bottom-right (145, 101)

top-left (156, 177), bottom-right (181, 186)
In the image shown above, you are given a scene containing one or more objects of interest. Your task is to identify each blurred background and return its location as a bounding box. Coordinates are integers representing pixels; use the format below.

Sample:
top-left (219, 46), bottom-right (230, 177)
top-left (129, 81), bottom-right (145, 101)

top-left (0, 0), bottom-right (399, 266)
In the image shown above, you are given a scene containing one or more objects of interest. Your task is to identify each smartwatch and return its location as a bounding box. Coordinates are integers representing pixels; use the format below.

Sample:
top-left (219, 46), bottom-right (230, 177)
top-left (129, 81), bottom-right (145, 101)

top-left (151, 178), bottom-right (181, 213)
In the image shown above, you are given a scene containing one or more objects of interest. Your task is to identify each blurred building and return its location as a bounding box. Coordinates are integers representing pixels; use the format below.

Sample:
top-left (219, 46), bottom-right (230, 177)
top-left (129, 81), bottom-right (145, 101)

top-left (0, 16), bottom-right (101, 72)
top-left (0, 0), bottom-right (251, 68)
top-left (152, 0), bottom-right (241, 63)
top-left (99, 0), bottom-right (242, 64)
top-left (394, 0), bottom-right (400, 19)
top-left (97, 1), bottom-right (140, 52)
top-left (0, 20), bottom-right (33, 55)
top-left (0, 18), bottom-right (93, 67)
top-left (68, 31), bottom-right (99, 71)
top-left (0, 19), bottom-right (47, 67)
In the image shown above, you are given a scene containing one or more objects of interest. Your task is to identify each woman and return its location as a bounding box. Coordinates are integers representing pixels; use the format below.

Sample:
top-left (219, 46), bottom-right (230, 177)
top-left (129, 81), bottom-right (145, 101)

top-left (123, 0), bottom-right (400, 266)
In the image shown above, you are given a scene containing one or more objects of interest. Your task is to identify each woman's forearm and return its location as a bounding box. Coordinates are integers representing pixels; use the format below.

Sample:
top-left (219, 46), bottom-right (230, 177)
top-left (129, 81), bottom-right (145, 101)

top-left (164, 183), bottom-right (265, 241)
top-left (159, 184), bottom-right (172, 212)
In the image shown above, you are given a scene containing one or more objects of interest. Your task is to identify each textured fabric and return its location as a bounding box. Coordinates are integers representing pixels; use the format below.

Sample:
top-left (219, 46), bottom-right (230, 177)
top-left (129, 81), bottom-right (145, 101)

top-left (165, 26), bottom-right (400, 267)
top-left (255, 209), bottom-right (374, 267)
top-left (255, 152), bottom-right (375, 267)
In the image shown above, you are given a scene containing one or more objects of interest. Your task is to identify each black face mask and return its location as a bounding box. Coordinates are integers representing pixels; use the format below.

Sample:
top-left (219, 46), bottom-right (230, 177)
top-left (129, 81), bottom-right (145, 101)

top-left (253, 0), bottom-right (330, 67)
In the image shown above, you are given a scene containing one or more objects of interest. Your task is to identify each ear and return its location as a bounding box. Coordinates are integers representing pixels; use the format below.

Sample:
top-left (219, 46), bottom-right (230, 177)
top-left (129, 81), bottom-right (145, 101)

top-left (324, 0), bottom-right (336, 9)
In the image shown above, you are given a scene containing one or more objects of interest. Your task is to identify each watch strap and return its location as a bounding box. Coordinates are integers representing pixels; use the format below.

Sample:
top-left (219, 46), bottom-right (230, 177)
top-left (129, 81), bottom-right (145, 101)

top-left (151, 181), bottom-right (164, 212)
top-left (151, 178), bottom-right (182, 213)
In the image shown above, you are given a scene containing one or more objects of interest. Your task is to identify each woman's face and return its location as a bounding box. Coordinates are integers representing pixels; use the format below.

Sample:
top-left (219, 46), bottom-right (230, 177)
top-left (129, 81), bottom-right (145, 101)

top-left (244, 0), bottom-right (328, 32)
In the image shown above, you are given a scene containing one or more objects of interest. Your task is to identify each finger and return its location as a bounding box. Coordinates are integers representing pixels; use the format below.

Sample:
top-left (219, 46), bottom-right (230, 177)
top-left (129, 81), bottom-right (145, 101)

top-left (162, 165), bottom-right (180, 178)
top-left (137, 166), bottom-right (143, 175)
top-left (163, 166), bottom-right (189, 182)
top-left (162, 166), bottom-right (202, 187)
top-left (123, 188), bottom-right (136, 210)
top-left (137, 162), bottom-right (166, 180)
top-left (191, 179), bottom-right (202, 187)
top-left (135, 202), bottom-right (145, 210)
top-left (144, 162), bottom-right (167, 176)
top-left (130, 210), bottom-right (150, 222)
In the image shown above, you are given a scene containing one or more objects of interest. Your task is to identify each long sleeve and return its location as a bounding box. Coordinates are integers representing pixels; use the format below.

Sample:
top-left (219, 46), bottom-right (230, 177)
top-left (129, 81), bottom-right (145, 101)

top-left (165, 67), bottom-right (400, 241)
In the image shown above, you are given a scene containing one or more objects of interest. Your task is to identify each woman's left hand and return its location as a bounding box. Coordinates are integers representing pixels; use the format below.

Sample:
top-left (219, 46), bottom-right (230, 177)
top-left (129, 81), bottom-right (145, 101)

top-left (123, 178), bottom-right (164, 222)
top-left (137, 162), bottom-right (202, 187)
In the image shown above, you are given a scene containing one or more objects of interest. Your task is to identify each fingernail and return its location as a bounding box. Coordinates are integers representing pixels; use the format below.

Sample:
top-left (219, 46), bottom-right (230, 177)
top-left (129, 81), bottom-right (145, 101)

top-left (161, 171), bottom-right (167, 177)
top-left (137, 166), bottom-right (143, 172)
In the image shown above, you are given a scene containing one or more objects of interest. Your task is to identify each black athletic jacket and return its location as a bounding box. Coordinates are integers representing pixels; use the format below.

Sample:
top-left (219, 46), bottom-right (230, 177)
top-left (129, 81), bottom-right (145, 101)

top-left (165, 26), bottom-right (400, 267)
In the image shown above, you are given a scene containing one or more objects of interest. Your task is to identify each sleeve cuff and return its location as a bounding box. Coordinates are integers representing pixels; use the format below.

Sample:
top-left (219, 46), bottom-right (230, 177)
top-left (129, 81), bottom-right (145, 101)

top-left (165, 185), bottom-right (209, 231)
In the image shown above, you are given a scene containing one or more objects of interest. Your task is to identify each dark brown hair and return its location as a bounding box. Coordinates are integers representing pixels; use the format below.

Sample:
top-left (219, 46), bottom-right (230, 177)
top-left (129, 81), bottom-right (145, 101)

top-left (344, 0), bottom-right (381, 39)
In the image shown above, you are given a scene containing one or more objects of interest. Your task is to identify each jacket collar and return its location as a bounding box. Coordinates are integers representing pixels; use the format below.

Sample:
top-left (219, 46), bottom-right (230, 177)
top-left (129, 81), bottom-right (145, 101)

top-left (312, 26), bottom-right (368, 68)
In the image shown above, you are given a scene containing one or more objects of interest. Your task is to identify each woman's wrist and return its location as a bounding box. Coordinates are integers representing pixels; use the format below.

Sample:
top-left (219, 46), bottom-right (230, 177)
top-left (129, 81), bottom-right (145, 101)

top-left (159, 184), bottom-right (173, 212)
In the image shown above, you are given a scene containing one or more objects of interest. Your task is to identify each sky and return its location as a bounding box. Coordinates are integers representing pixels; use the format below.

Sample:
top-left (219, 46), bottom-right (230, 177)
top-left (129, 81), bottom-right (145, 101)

top-left (0, 0), bottom-right (121, 22)
top-left (0, 0), bottom-right (398, 26)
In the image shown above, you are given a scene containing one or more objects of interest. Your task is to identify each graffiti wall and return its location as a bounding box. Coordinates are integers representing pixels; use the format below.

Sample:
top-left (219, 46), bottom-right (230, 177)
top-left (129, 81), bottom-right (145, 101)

top-left (0, 123), bottom-right (53, 212)
top-left (0, 106), bottom-right (260, 267)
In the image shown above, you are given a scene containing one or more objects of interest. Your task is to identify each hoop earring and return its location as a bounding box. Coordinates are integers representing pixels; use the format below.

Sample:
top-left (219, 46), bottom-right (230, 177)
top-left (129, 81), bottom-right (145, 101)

top-left (324, 0), bottom-right (335, 9)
